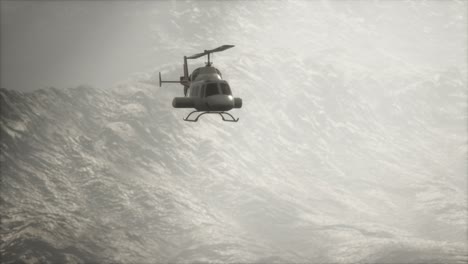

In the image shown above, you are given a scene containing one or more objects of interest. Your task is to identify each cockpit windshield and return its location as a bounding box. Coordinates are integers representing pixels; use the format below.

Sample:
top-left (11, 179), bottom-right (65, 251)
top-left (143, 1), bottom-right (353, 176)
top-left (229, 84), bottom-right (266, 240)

top-left (220, 83), bottom-right (231, 95)
top-left (204, 82), bottom-right (232, 97)
top-left (205, 83), bottom-right (220, 97)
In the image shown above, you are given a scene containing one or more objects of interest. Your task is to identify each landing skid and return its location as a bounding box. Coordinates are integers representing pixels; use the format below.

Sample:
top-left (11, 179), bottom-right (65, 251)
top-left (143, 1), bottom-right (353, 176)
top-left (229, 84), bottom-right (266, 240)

top-left (183, 111), bottom-right (239, 122)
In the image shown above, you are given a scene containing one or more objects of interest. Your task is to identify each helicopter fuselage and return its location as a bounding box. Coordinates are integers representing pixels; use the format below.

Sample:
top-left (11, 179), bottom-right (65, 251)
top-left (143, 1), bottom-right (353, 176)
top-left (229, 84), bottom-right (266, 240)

top-left (159, 44), bottom-right (241, 122)
top-left (172, 66), bottom-right (242, 111)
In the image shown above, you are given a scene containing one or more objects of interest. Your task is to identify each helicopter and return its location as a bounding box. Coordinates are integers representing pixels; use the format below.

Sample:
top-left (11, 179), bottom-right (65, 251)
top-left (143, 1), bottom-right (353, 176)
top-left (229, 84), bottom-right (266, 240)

top-left (159, 45), bottom-right (242, 122)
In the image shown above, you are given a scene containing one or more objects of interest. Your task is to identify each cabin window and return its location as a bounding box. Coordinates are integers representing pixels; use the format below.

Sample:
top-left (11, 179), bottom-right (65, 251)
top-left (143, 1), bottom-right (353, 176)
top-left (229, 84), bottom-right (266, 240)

top-left (205, 83), bottom-right (219, 97)
top-left (220, 83), bottom-right (231, 95)
top-left (191, 69), bottom-right (200, 81)
top-left (190, 85), bottom-right (199, 96)
top-left (215, 68), bottom-right (222, 78)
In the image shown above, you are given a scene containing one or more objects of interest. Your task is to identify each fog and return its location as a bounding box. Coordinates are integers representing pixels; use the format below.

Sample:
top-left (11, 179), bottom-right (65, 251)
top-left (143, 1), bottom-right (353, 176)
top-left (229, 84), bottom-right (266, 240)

top-left (1, 1), bottom-right (162, 90)
top-left (2, 1), bottom-right (465, 91)
top-left (1, 1), bottom-right (467, 263)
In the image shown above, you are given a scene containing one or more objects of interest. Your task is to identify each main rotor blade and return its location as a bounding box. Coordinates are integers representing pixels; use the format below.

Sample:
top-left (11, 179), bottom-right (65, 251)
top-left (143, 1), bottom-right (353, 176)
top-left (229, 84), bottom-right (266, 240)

top-left (207, 45), bottom-right (235, 53)
top-left (186, 45), bottom-right (235, 60)
top-left (186, 52), bottom-right (206, 59)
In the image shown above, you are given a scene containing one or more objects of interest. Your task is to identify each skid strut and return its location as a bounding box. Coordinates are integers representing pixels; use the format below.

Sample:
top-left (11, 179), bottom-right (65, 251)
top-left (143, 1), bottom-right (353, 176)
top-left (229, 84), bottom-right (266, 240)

top-left (183, 111), bottom-right (239, 122)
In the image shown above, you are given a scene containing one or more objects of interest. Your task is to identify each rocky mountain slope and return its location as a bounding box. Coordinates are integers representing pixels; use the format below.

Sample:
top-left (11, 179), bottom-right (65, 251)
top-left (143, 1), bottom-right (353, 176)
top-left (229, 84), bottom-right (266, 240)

top-left (1, 1), bottom-right (467, 263)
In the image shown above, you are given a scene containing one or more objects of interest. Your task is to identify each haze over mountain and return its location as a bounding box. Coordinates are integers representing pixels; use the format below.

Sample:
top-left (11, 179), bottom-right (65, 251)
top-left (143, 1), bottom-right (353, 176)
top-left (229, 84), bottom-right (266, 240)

top-left (1, 1), bottom-right (467, 263)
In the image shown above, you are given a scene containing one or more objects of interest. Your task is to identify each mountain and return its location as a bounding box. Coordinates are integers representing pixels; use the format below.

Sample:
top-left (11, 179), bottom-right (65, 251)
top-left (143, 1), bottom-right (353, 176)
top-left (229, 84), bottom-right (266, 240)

top-left (1, 1), bottom-right (467, 263)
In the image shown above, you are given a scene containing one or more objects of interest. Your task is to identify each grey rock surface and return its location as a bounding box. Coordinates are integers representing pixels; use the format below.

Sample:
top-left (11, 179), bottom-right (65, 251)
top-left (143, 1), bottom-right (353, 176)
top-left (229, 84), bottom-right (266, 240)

top-left (1, 1), bottom-right (467, 263)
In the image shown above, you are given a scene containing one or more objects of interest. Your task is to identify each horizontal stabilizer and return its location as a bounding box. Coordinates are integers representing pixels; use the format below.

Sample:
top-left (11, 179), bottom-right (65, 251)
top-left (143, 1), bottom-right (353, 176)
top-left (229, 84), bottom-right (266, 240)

top-left (158, 72), bottom-right (181, 87)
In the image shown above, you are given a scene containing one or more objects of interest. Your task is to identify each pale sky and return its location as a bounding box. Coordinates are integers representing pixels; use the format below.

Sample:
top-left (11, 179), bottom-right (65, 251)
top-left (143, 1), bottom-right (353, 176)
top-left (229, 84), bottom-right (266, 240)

top-left (1, 1), bottom-right (466, 91)
top-left (1, 1), bottom-right (172, 91)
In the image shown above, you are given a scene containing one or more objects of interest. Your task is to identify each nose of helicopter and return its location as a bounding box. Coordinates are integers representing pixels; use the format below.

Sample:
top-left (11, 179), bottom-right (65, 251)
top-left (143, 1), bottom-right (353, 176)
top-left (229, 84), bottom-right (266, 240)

top-left (206, 95), bottom-right (234, 111)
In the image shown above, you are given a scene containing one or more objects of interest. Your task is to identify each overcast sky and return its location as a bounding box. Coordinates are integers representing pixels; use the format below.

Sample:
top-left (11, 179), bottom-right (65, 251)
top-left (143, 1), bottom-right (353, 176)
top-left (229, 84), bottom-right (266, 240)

top-left (1, 0), bottom-right (466, 91)
top-left (1, 1), bottom-right (173, 91)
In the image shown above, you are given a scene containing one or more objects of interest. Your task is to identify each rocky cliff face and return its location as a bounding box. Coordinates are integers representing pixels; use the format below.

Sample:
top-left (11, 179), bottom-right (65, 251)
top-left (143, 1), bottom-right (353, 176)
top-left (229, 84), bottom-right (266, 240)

top-left (1, 1), bottom-right (467, 263)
